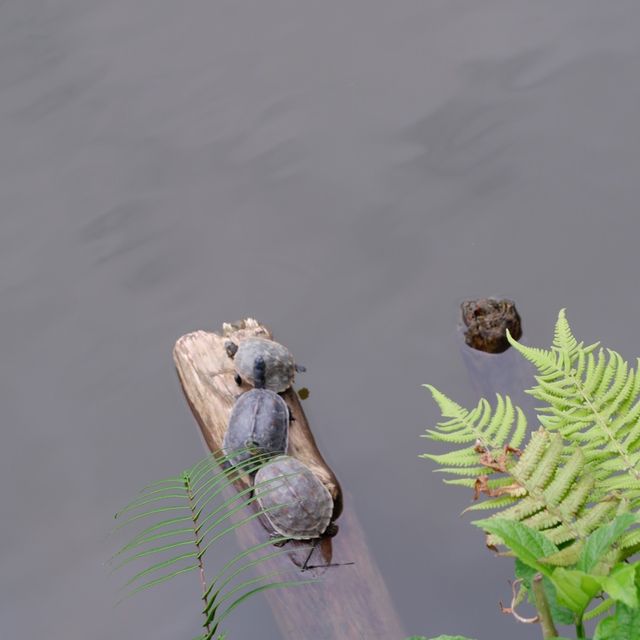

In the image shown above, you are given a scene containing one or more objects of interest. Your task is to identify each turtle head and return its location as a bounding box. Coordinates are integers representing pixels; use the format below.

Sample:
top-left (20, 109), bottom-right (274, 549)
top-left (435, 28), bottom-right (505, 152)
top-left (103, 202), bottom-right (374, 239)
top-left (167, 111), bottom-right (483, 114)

top-left (253, 355), bottom-right (267, 389)
top-left (225, 340), bottom-right (238, 359)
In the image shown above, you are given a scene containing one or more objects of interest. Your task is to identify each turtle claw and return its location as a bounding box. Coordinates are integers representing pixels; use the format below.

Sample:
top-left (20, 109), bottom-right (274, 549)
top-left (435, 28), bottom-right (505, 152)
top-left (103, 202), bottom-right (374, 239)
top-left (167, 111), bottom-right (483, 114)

top-left (270, 533), bottom-right (289, 548)
top-left (234, 373), bottom-right (242, 386)
top-left (303, 561), bottom-right (355, 572)
top-left (295, 363), bottom-right (306, 373)
top-left (301, 540), bottom-right (319, 571)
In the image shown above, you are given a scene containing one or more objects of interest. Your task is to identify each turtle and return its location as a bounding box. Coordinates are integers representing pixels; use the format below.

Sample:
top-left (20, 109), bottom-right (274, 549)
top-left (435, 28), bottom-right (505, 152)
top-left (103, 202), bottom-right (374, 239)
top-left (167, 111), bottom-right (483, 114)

top-left (253, 455), bottom-right (338, 544)
top-left (225, 337), bottom-right (305, 392)
top-left (223, 356), bottom-right (290, 465)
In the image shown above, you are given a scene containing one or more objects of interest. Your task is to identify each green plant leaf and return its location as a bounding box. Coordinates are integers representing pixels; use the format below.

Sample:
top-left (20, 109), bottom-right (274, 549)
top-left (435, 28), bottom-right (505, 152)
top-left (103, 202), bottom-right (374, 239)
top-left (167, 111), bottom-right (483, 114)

top-left (600, 563), bottom-right (639, 608)
top-left (550, 568), bottom-right (602, 615)
top-left (473, 518), bottom-right (558, 576)
top-left (577, 514), bottom-right (637, 572)
top-left (514, 559), bottom-right (574, 625)
top-left (594, 602), bottom-right (640, 640)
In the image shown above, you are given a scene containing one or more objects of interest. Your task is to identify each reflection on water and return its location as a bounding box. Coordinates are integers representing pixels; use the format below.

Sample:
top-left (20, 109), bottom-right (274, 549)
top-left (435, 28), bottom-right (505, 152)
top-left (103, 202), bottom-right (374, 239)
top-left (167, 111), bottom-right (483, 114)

top-left (2, 1), bottom-right (640, 639)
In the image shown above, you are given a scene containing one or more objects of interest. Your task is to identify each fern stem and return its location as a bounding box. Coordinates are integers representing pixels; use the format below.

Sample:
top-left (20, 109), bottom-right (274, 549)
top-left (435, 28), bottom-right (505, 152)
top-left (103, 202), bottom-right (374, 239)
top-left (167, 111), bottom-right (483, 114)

top-left (532, 574), bottom-right (557, 639)
top-left (184, 472), bottom-right (211, 636)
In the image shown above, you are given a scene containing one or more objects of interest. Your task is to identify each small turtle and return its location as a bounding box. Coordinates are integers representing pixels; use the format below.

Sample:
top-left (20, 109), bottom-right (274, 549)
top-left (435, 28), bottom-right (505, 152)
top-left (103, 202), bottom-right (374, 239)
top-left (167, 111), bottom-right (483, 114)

top-left (225, 337), bottom-right (305, 392)
top-left (223, 356), bottom-right (289, 465)
top-left (253, 455), bottom-right (338, 544)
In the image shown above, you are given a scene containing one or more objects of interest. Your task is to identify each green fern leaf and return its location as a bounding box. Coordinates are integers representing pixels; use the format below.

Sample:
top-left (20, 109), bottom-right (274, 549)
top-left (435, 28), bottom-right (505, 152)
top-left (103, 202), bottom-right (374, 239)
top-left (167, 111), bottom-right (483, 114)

top-left (472, 518), bottom-right (558, 577)
top-left (583, 598), bottom-right (615, 621)
top-left (424, 384), bottom-right (620, 555)
top-left (112, 449), bottom-right (316, 637)
top-left (509, 310), bottom-right (640, 503)
top-left (422, 388), bottom-right (527, 477)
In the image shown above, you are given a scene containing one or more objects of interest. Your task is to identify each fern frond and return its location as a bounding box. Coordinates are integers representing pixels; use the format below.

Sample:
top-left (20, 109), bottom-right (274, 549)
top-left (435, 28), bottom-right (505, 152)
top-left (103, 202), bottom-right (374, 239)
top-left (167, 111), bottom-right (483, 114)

top-left (583, 598), bottom-right (614, 621)
top-left (508, 310), bottom-right (640, 504)
top-left (112, 448), bottom-right (314, 637)
top-left (423, 385), bottom-right (621, 554)
top-left (422, 386), bottom-right (527, 455)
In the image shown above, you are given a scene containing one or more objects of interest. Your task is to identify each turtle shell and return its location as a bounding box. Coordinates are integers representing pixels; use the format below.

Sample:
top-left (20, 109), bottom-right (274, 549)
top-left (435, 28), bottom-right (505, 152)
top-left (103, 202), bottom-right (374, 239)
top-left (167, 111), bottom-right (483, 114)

top-left (234, 338), bottom-right (296, 392)
top-left (253, 456), bottom-right (333, 539)
top-left (223, 389), bottom-right (289, 465)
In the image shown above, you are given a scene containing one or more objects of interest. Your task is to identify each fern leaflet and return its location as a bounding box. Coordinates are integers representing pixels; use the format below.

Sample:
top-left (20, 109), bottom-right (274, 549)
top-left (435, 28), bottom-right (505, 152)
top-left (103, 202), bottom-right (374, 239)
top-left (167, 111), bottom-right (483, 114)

top-left (111, 449), bottom-right (314, 638)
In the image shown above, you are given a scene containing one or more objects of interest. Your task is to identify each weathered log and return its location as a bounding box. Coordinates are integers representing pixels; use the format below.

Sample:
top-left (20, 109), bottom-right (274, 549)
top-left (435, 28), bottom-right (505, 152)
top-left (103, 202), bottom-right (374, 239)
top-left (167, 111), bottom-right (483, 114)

top-left (173, 318), bottom-right (406, 640)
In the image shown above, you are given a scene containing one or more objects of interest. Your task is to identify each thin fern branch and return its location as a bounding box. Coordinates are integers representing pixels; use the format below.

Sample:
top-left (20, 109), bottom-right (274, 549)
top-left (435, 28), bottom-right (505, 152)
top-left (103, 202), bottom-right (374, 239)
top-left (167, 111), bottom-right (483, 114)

top-left (185, 468), bottom-right (212, 636)
top-left (112, 448), bottom-right (316, 638)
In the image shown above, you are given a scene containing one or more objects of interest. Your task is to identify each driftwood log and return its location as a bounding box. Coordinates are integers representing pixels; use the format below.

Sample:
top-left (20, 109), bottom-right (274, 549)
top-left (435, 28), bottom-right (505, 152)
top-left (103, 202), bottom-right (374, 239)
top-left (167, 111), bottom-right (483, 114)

top-left (173, 318), bottom-right (405, 640)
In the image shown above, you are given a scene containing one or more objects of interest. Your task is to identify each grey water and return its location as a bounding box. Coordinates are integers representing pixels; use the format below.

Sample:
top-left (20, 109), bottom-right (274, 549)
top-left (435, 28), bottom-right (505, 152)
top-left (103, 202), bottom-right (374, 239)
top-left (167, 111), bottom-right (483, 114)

top-left (2, 1), bottom-right (640, 638)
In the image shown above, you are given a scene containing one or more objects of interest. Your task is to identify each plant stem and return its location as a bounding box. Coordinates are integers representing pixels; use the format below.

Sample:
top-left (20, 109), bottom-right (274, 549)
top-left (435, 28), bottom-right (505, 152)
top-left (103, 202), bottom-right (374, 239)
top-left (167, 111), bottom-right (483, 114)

top-left (532, 573), bottom-right (558, 639)
top-left (575, 619), bottom-right (585, 638)
top-left (185, 472), bottom-right (211, 637)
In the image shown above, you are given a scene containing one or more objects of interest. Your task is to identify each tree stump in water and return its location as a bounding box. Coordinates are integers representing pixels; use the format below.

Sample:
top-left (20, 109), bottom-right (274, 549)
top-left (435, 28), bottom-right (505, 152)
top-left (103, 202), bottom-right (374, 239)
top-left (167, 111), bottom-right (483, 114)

top-left (458, 300), bottom-right (536, 419)
top-left (461, 298), bottom-right (522, 354)
top-left (173, 318), bottom-right (405, 640)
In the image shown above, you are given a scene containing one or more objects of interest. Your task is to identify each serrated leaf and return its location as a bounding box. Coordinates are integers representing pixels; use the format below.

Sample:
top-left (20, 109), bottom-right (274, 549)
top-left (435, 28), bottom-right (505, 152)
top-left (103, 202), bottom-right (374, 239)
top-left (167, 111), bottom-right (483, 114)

top-left (550, 568), bottom-right (602, 615)
top-left (514, 559), bottom-right (574, 625)
top-left (543, 578), bottom-right (576, 627)
top-left (594, 602), bottom-right (640, 640)
top-left (600, 563), bottom-right (639, 608)
top-left (473, 519), bottom-right (558, 576)
top-left (577, 514), bottom-right (638, 572)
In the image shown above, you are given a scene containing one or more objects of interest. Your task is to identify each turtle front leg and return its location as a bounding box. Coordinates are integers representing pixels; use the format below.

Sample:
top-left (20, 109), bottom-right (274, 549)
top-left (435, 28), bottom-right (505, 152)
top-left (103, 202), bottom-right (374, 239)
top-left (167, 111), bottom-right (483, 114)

top-left (269, 533), bottom-right (289, 548)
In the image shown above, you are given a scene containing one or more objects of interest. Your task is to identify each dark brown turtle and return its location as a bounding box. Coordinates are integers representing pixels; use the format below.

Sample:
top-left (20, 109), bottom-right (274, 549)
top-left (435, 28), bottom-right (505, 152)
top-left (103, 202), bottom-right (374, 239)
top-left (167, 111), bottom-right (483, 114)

top-left (225, 337), bottom-right (305, 392)
top-left (223, 356), bottom-right (289, 465)
top-left (253, 455), bottom-right (337, 542)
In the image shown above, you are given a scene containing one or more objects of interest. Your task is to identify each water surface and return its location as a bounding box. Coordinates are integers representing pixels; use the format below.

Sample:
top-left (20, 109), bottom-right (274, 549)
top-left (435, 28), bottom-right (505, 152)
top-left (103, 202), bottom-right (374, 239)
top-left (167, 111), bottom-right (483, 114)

top-left (2, 1), bottom-right (640, 638)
